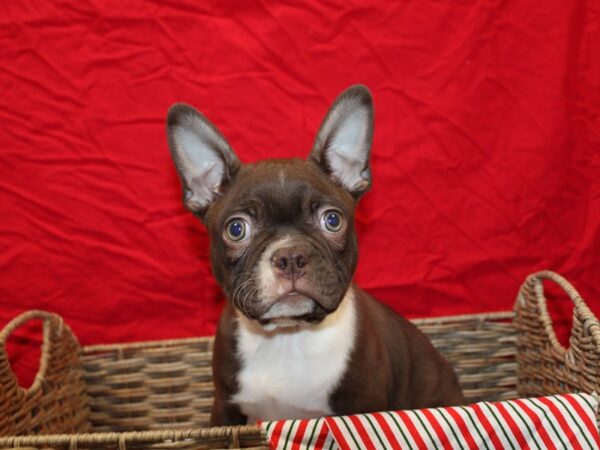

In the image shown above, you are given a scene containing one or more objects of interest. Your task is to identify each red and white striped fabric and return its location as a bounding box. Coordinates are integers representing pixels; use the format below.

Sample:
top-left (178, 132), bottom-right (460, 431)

top-left (259, 393), bottom-right (600, 450)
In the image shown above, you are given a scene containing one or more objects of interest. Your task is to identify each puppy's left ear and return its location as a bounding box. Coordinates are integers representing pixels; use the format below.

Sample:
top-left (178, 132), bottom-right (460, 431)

top-left (309, 85), bottom-right (374, 198)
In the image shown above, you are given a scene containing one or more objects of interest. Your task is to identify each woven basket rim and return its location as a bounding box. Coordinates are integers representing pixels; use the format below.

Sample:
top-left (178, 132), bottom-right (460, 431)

top-left (520, 270), bottom-right (600, 356)
top-left (0, 425), bottom-right (265, 447)
top-left (0, 310), bottom-right (70, 398)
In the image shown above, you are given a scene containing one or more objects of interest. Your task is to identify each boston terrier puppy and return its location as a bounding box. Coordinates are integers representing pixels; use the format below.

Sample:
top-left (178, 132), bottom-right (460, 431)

top-left (166, 85), bottom-right (465, 425)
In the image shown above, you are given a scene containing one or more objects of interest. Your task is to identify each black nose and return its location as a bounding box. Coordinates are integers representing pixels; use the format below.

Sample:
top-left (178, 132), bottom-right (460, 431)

top-left (271, 246), bottom-right (309, 279)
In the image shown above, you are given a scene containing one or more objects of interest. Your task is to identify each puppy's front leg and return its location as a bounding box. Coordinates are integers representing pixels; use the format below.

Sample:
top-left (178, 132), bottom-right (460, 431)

top-left (210, 306), bottom-right (247, 426)
top-left (211, 393), bottom-right (247, 426)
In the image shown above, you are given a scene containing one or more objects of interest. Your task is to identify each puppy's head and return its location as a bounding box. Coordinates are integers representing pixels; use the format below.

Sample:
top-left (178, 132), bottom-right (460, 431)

top-left (166, 86), bottom-right (373, 328)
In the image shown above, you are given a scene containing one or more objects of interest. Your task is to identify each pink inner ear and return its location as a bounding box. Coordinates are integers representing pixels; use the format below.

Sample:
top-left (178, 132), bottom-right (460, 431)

top-left (313, 95), bottom-right (372, 194)
top-left (327, 149), bottom-right (369, 193)
top-left (171, 116), bottom-right (231, 209)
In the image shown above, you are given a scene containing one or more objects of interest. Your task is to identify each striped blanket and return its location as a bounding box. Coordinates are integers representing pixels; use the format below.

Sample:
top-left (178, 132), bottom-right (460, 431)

top-left (260, 393), bottom-right (600, 450)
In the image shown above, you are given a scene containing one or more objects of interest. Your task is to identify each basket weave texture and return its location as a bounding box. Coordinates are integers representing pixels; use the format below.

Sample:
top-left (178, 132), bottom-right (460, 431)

top-left (0, 311), bottom-right (89, 436)
top-left (515, 270), bottom-right (600, 397)
top-left (0, 270), bottom-right (597, 449)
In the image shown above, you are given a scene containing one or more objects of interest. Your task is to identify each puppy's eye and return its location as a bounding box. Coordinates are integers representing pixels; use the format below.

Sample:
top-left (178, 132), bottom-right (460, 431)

top-left (225, 218), bottom-right (250, 242)
top-left (320, 209), bottom-right (343, 233)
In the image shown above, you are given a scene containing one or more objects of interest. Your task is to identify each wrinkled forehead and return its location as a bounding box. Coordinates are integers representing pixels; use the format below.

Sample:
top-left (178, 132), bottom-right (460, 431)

top-left (209, 159), bottom-right (355, 224)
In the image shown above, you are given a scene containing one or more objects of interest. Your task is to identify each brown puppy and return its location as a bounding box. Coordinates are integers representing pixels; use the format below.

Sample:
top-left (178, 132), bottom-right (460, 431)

top-left (166, 85), bottom-right (464, 425)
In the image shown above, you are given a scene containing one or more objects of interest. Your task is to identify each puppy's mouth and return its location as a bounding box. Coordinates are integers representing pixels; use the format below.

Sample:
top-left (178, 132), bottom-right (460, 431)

top-left (258, 292), bottom-right (325, 325)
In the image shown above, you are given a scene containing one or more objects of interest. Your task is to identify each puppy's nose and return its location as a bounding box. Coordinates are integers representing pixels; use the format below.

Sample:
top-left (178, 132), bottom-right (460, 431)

top-left (271, 246), bottom-right (309, 279)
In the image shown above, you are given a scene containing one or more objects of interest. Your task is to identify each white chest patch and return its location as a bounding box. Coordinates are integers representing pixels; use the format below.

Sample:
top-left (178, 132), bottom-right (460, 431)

top-left (233, 290), bottom-right (357, 422)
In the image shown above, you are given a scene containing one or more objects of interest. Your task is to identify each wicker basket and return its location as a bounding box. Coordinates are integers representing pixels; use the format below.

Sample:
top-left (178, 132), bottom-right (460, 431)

top-left (0, 270), bottom-right (598, 449)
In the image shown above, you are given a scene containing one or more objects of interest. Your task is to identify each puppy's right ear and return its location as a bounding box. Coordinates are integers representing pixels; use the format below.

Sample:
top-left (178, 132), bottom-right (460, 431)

top-left (166, 104), bottom-right (241, 217)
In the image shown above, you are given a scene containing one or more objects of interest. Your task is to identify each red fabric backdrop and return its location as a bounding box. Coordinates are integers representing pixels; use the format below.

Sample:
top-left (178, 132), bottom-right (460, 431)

top-left (1, 1), bottom-right (599, 386)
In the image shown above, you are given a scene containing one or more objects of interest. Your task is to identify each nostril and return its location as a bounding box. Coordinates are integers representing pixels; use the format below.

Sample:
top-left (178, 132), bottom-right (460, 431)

top-left (295, 255), bottom-right (307, 269)
top-left (272, 256), bottom-right (288, 271)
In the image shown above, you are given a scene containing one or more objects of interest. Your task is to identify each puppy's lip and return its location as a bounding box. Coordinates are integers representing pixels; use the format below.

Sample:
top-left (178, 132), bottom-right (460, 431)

top-left (273, 290), bottom-right (316, 305)
top-left (260, 292), bottom-right (316, 321)
top-left (278, 291), bottom-right (309, 301)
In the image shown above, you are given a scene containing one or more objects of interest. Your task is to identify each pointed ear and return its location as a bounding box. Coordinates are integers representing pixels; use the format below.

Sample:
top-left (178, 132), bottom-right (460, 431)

top-left (308, 85), bottom-right (374, 198)
top-left (166, 103), bottom-right (241, 217)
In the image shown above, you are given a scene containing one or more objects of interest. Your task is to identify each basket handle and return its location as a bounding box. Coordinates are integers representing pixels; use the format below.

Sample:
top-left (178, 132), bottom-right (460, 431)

top-left (0, 310), bottom-right (67, 394)
top-left (520, 270), bottom-right (600, 353)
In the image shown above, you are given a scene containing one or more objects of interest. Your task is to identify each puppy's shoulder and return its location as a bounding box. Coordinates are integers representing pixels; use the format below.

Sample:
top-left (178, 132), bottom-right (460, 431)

top-left (213, 303), bottom-right (242, 391)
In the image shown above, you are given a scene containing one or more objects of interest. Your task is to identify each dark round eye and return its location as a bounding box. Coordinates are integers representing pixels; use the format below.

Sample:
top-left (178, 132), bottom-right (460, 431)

top-left (225, 218), bottom-right (250, 242)
top-left (321, 210), bottom-right (343, 233)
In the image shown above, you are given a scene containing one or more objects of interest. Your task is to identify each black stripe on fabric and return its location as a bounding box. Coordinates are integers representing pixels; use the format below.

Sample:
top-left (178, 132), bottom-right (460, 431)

top-left (305, 420), bottom-right (320, 449)
top-left (526, 399), bottom-right (568, 449)
top-left (481, 402), bottom-right (516, 450)
top-left (412, 411), bottom-right (438, 448)
top-left (436, 408), bottom-right (467, 450)
top-left (505, 401), bottom-right (543, 450)
top-left (339, 416), bottom-right (362, 450)
top-left (383, 411), bottom-right (414, 448)
top-left (282, 420), bottom-right (297, 450)
top-left (555, 395), bottom-right (594, 450)
top-left (362, 414), bottom-right (387, 449)
top-left (458, 406), bottom-right (490, 450)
